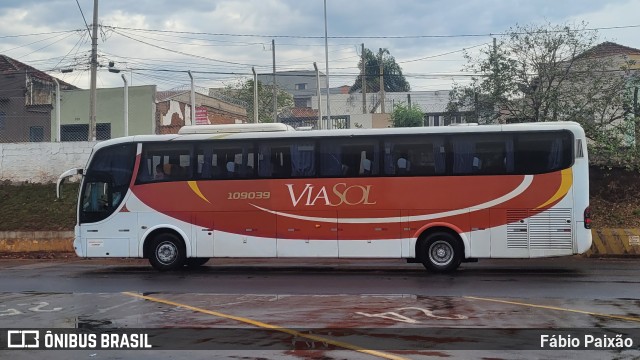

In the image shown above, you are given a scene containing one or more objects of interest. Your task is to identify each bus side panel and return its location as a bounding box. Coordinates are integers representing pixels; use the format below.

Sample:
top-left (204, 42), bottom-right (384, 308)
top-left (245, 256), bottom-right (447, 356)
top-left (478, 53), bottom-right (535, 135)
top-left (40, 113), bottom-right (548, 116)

top-left (137, 211), bottom-right (193, 258)
top-left (193, 212), bottom-right (214, 258)
top-left (276, 210), bottom-right (338, 257)
top-left (571, 157), bottom-right (592, 254)
top-left (337, 210), bottom-right (402, 258)
top-left (468, 209), bottom-right (491, 258)
top-left (214, 211), bottom-right (277, 257)
top-left (82, 212), bottom-right (138, 258)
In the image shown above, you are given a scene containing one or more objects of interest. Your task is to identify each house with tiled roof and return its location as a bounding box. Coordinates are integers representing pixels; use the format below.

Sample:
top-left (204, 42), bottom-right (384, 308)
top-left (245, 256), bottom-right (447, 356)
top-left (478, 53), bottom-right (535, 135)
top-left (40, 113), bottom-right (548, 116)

top-left (0, 55), bottom-right (77, 142)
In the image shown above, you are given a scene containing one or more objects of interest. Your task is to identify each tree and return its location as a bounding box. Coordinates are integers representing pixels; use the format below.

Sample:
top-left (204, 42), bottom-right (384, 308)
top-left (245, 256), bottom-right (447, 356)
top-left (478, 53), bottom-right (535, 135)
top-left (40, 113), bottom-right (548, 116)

top-left (391, 102), bottom-right (423, 127)
top-left (448, 22), bottom-right (640, 168)
top-left (219, 79), bottom-right (294, 123)
top-left (350, 48), bottom-right (410, 93)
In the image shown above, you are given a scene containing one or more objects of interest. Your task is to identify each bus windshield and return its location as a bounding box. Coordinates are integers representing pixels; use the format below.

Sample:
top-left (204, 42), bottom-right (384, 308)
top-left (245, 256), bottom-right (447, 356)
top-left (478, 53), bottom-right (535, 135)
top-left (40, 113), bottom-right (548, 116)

top-left (80, 143), bottom-right (137, 224)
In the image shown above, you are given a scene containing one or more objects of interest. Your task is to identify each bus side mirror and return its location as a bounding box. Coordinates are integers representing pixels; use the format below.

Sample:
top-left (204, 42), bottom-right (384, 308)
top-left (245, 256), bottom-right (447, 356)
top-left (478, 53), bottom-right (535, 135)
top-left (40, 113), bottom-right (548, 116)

top-left (56, 168), bottom-right (84, 199)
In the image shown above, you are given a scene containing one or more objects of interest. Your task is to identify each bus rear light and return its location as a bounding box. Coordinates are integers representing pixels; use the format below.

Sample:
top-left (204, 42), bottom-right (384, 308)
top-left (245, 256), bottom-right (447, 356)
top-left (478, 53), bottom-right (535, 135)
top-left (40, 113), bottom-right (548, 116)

top-left (584, 207), bottom-right (591, 229)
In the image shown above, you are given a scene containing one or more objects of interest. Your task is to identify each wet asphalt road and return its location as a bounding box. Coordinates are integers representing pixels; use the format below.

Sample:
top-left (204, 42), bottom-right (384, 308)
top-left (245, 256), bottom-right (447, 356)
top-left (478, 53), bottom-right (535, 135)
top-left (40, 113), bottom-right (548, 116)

top-left (0, 256), bottom-right (639, 359)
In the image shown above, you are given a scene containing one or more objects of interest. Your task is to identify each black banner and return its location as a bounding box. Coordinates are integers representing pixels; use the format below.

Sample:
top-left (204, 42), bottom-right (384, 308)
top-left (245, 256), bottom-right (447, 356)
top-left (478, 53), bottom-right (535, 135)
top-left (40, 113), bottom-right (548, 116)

top-left (0, 328), bottom-right (638, 351)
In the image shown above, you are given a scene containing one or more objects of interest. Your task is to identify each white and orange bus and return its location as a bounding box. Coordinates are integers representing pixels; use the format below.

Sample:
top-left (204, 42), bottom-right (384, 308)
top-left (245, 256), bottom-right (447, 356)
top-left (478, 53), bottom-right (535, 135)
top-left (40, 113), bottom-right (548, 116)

top-left (58, 121), bottom-right (592, 272)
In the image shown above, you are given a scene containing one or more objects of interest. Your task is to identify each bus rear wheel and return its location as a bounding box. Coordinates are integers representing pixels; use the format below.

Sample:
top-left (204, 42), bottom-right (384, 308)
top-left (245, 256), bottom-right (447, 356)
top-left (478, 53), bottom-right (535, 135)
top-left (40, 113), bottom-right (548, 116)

top-left (148, 233), bottom-right (186, 271)
top-left (185, 258), bottom-right (210, 268)
top-left (419, 232), bottom-right (462, 273)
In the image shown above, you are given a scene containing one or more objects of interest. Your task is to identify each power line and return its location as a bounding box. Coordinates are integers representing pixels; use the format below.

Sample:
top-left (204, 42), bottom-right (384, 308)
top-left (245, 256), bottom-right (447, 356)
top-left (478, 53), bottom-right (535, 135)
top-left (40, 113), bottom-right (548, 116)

top-left (0, 30), bottom-right (81, 39)
top-left (1, 31), bottom-right (82, 53)
top-left (103, 24), bottom-right (640, 40)
top-left (52, 31), bottom-right (89, 70)
top-left (399, 42), bottom-right (489, 64)
top-left (18, 31), bottom-right (79, 59)
top-left (110, 29), bottom-right (268, 68)
top-left (75, 0), bottom-right (93, 38)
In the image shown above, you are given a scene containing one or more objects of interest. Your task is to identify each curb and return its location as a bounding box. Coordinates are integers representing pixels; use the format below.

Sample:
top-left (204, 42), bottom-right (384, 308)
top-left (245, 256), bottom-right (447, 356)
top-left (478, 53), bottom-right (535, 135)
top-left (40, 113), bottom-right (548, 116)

top-left (0, 229), bottom-right (639, 256)
top-left (0, 231), bottom-right (74, 252)
top-left (585, 229), bottom-right (640, 257)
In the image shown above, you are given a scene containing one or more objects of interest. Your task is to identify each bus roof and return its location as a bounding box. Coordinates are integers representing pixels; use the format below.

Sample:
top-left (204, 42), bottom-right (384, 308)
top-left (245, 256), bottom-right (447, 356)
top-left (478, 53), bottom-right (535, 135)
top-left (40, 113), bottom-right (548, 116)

top-left (92, 121), bottom-right (586, 151)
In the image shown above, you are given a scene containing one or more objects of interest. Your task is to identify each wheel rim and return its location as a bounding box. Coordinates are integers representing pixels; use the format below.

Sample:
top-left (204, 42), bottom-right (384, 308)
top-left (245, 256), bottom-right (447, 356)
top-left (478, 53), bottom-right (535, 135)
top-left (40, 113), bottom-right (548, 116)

top-left (156, 241), bottom-right (178, 265)
top-left (428, 240), bottom-right (454, 266)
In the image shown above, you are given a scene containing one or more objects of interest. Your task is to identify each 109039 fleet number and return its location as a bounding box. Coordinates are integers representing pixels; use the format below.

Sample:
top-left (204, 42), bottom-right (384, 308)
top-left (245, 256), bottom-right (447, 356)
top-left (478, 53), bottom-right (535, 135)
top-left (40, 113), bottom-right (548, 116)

top-left (227, 191), bottom-right (271, 200)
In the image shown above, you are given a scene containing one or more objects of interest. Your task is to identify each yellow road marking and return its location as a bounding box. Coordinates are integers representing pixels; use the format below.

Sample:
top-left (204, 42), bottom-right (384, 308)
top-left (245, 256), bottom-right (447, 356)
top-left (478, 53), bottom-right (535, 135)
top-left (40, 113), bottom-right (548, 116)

top-left (122, 292), bottom-right (409, 360)
top-left (465, 296), bottom-right (640, 323)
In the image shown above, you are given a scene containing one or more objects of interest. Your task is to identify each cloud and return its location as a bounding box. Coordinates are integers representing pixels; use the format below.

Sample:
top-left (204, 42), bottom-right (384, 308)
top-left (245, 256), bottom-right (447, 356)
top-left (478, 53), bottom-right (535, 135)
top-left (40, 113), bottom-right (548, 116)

top-left (2, 0), bottom-right (638, 91)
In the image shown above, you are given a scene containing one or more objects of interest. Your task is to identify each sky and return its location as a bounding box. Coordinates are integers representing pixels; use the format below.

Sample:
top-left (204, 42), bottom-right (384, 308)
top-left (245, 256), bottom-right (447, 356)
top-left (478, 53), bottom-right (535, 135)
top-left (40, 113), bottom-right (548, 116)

top-left (1, 0), bottom-right (639, 92)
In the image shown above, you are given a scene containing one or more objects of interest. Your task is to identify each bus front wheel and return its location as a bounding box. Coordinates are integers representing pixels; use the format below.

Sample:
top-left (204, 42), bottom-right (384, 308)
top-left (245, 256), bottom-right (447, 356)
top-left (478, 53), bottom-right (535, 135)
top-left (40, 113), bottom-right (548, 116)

top-left (148, 233), bottom-right (186, 271)
top-left (419, 232), bottom-right (462, 273)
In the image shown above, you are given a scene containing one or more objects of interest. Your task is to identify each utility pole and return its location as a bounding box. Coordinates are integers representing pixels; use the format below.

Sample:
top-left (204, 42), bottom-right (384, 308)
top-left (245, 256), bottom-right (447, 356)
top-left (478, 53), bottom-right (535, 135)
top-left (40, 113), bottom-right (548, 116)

top-left (53, 79), bottom-right (60, 142)
top-left (323, 0), bottom-right (331, 129)
top-left (252, 67), bottom-right (258, 123)
top-left (272, 39), bottom-right (278, 123)
top-left (121, 74), bottom-right (128, 136)
top-left (314, 62), bottom-right (322, 129)
top-left (188, 71), bottom-right (195, 125)
top-left (89, 0), bottom-right (99, 141)
top-left (379, 48), bottom-right (385, 114)
top-left (361, 43), bottom-right (366, 114)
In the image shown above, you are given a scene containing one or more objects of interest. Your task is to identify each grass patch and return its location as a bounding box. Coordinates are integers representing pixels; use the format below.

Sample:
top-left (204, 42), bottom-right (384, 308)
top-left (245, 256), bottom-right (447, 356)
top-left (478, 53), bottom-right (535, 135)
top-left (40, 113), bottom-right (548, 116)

top-left (0, 182), bottom-right (79, 231)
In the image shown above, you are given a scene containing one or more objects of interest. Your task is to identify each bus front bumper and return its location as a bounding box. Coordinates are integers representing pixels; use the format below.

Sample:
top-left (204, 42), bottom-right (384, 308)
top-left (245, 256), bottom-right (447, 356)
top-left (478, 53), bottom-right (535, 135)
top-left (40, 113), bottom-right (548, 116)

top-left (73, 225), bottom-right (85, 257)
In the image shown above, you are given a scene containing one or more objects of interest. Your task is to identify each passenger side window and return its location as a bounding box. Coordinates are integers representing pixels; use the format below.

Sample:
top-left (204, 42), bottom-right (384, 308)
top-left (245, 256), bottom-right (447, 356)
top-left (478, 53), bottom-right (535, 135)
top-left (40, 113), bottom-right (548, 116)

top-left (258, 140), bottom-right (316, 178)
top-left (196, 142), bottom-right (255, 180)
top-left (319, 138), bottom-right (379, 177)
top-left (137, 143), bottom-right (193, 183)
top-left (514, 132), bottom-right (572, 174)
top-left (383, 136), bottom-right (446, 176)
top-left (452, 134), bottom-right (514, 175)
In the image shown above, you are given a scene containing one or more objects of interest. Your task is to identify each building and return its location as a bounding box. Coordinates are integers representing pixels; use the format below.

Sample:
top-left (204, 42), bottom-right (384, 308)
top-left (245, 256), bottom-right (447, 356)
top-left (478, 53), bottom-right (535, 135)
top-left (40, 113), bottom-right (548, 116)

top-left (309, 90), bottom-right (474, 128)
top-left (257, 70), bottom-right (328, 108)
top-left (55, 85), bottom-right (157, 141)
top-left (0, 55), bottom-right (76, 142)
top-left (156, 90), bottom-right (247, 134)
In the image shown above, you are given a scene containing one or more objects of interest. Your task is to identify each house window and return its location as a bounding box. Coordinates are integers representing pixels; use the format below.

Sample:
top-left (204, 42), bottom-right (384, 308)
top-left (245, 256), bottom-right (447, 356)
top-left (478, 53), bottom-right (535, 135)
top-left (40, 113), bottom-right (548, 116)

top-left (294, 98), bottom-right (310, 108)
top-left (61, 123), bottom-right (111, 141)
top-left (61, 124), bottom-right (88, 141)
top-left (29, 126), bottom-right (44, 142)
top-left (295, 83), bottom-right (307, 90)
top-left (96, 123), bottom-right (111, 140)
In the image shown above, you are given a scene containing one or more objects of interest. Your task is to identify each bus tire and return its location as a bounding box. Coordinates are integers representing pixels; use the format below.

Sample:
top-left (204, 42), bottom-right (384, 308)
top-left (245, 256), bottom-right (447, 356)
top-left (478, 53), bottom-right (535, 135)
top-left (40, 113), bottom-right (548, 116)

top-left (185, 258), bottom-right (209, 268)
top-left (419, 232), bottom-right (462, 273)
top-left (148, 233), bottom-right (186, 271)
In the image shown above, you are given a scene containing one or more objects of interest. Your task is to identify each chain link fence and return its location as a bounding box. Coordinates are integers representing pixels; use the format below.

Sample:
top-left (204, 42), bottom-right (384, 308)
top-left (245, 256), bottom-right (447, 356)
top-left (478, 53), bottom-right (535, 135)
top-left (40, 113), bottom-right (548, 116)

top-left (0, 96), bottom-right (56, 143)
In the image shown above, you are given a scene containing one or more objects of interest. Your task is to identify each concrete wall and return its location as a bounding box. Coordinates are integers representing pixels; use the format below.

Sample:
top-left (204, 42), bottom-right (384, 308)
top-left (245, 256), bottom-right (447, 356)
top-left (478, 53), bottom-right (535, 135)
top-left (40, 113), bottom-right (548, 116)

top-left (0, 231), bottom-right (74, 252)
top-left (0, 142), bottom-right (94, 183)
